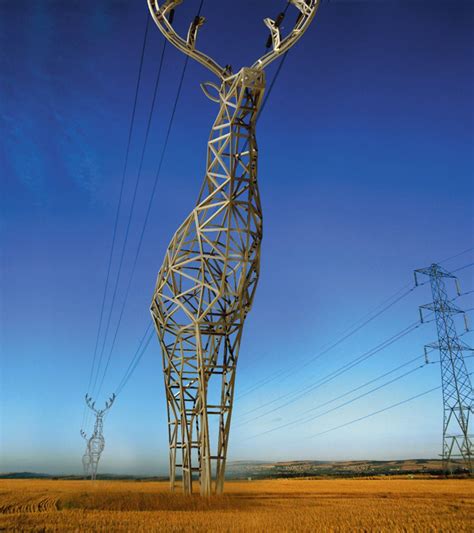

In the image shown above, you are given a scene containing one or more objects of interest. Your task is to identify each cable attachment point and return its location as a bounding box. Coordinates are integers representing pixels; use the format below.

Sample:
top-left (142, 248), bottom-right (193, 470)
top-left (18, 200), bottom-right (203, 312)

top-left (187, 15), bottom-right (205, 49)
top-left (265, 12), bottom-right (286, 51)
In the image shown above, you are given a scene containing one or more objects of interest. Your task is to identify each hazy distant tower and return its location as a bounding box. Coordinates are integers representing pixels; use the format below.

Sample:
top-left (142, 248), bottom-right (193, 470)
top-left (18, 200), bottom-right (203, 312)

top-left (148, 0), bottom-right (320, 495)
top-left (415, 263), bottom-right (473, 474)
top-left (84, 393), bottom-right (116, 480)
top-left (80, 430), bottom-right (91, 479)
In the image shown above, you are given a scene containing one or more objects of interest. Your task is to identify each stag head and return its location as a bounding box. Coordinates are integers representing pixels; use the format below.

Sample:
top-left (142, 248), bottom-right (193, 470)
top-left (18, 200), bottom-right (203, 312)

top-left (85, 393), bottom-right (116, 415)
top-left (147, 0), bottom-right (320, 81)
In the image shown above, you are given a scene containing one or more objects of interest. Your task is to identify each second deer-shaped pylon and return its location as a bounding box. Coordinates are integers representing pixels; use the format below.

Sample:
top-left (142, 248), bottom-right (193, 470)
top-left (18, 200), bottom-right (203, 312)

top-left (148, 0), bottom-right (320, 496)
top-left (83, 393), bottom-right (115, 480)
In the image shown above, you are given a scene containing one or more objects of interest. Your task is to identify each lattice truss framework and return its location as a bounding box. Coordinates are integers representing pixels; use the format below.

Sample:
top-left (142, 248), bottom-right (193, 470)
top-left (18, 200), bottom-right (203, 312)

top-left (82, 394), bottom-right (115, 480)
top-left (416, 264), bottom-right (473, 473)
top-left (148, 0), bottom-right (320, 496)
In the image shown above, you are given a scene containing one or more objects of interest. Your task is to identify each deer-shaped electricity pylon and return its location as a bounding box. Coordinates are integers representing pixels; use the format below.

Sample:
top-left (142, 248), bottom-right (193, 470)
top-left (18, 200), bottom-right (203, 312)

top-left (80, 430), bottom-right (91, 479)
top-left (83, 393), bottom-right (116, 480)
top-left (148, 0), bottom-right (319, 496)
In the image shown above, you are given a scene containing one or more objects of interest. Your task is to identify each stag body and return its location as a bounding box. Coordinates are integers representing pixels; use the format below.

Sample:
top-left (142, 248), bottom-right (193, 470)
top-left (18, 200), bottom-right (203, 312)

top-left (152, 68), bottom-right (264, 496)
top-left (148, 0), bottom-right (319, 496)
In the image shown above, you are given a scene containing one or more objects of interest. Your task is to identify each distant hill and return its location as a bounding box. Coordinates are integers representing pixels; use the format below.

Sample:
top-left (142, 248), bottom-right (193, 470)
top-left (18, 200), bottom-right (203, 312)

top-left (0, 472), bottom-right (52, 479)
top-left (0, 472), bottom-right (166, 481)
top-left (2, 459), bottom-right (467, 481)
top-left (226, 459), bottom-right (461, 478)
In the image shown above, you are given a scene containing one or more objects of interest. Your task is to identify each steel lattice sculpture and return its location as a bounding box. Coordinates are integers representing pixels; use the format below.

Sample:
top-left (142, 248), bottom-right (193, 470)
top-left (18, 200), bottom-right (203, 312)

top-left (83, 393), bottom-right (115, 480)
top-left (148, 0), bottom-right (319, 495)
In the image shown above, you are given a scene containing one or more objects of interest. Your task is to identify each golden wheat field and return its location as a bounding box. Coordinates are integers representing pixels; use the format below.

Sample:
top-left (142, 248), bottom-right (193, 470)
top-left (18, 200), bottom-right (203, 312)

top-left (0, 478), bottom-right (472, 532)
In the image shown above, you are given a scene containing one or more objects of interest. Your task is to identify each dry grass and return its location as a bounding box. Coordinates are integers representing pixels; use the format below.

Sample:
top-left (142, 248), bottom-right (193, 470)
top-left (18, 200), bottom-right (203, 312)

top-left (0, 477), bottom-right (472, 532)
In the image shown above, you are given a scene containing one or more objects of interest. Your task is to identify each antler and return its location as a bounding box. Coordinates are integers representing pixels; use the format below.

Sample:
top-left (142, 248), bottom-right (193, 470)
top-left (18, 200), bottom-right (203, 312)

top-left (147, 0), bottom-right (227, 79)
top-left (147, 1), bottom-right (319, 79)
top-left (254, 0), bottom-right (320, 70)
top-left (104, 393), bottom-right (116, 411)
top-left (85, 393), bottom-right (97, 413)
top-left (85, 393), bottom-right (116, 414)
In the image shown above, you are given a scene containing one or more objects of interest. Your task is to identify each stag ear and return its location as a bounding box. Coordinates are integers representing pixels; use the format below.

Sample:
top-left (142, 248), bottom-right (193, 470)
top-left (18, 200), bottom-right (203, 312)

top-left (200, 82), bottom-right (220, 103)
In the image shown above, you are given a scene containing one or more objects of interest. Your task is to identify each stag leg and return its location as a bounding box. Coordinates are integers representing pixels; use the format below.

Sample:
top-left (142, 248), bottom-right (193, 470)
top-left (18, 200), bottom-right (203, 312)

top-left (195, 326), bottom-right (212, 497)
top-left (215, 325), bottom-right (242, 494)
top-left (160, 327), bottom-right (203, 495)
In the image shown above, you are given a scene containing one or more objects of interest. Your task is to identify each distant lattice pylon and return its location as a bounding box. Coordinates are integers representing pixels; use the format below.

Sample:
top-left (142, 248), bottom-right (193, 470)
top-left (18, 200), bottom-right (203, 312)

top-left (80, 430), bottom-right (91, 479)
top-left (148, 0), bottom-right (320, 496)
top-left (83, 393), bottom-right (115, 480)
top-left (415, 263), bottom-right (473, 474)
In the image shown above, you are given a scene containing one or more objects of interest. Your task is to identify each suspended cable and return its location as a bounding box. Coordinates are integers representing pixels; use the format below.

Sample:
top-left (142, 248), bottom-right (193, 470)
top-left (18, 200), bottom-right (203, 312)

top-left (300, 353), bottom-right (433, 416)
top-left (307, 384), bottom-right (442, 438)
top-left (94, 55), bottom-right (190, 402)
top-left (306, 368), bottom-right (472, 439)
top-left (237, 256), bottom-right (472, 406)
top-left (438, 246), bottom-right (474, 265)
top-left (246, 361), bottom-right (427, 440)
top-left (306, 371), bottom-right (472, 440)
top-left (257, 52), bottom-right (288, 121)
top-left (452, 262), bottom-right (474, 274)
top-left (82, 16), bottom-right (150, 430)
top-left (237, 284), bottom-right (416, 399)
top-left (94, 0), bottom-right (206, 400)
top-left (235, 318), bottom-right (424, 425)
top-left (458, 289), bottom-right (474, 298)
top-left (90, 40), bottom-right (167, 398)
top-left (115, 325), bottom-right (155, 396)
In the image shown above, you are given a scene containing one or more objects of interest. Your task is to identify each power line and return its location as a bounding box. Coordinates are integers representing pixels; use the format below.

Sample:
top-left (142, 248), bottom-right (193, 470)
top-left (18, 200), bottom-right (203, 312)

top-left (438, 246), bottom-right (474, 265)
top-left (297, 351), bottom-right (433, 417)
top-left (453, 261), bottom-right (474, 274)
top-left (237, 283), bottom-right (416, 399)
top-left (237, 282), bottom-right (472, 426)
top-left (115, 324), bottom-right (155, 396)
top-left (90, 40), bottom-right (167, 398)
top-left (307, 370), bottom-right (474, 440)
top-left (235, 318), bottom-right (424, 425)
top-left (87, 16), bottom-right (150, 396)
top-left (94, 0), bottom-right (207, 400)
top-left (246, 361), bottom-right (427, 439)
top-left (94, 54), bottom-right (191, 402)
top-left (307, 385), bottom-right (441, 438)
top-left (82, 16), bottom-right (150, 429)
top-left (258, 52), bottom-right (288, 121)
top-left (237, 254), bottom-right (472, 402)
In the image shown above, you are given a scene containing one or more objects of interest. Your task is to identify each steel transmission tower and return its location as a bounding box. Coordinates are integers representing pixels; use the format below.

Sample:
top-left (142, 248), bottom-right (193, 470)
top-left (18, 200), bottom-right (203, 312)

top-left (80, 430), bottom-right (91, 479)
top-left (415, 263), bottom-right (473, 473)
top-left (148, 0), bottom-right (320, 495)
top-left (83, 393), bottom-right (116, 480)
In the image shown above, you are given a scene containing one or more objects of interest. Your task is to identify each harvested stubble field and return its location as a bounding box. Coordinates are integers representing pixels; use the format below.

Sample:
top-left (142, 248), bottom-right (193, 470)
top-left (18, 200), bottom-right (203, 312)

top-left (0, 478), bottom-right (472, 532)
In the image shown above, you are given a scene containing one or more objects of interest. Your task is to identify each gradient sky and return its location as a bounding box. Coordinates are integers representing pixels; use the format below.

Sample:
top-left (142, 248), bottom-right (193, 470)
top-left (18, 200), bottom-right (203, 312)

top-left (1, 0), bottom-right (473, 475)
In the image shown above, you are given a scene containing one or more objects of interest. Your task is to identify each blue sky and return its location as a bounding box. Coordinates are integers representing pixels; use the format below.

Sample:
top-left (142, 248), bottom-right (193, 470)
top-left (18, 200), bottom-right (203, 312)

top-left (0, 0), bottom-right (473, 475)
